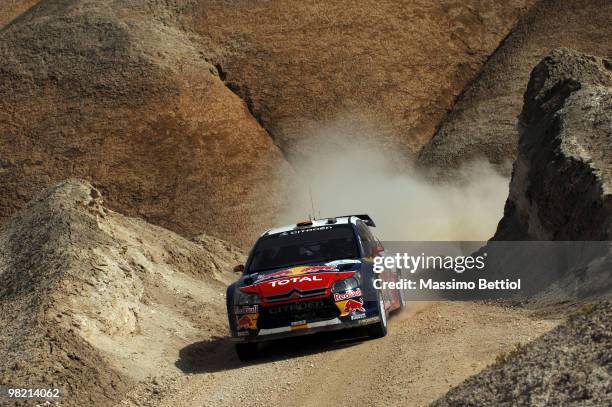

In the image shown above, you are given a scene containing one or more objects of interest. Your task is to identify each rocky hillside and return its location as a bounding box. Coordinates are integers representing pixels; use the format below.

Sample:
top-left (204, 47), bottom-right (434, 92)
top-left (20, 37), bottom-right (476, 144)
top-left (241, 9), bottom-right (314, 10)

top-left (0, 0), bottom-right (292, 248)
top-left (0, 0), bottom-right (534, 246)
top-left (434, 49), bottom-right (612, 405)
top-left (0, 180), bottom-right (244, 406)
top-left (432, 302), bottom-right (612, 407)
top-left (195, 0), bottom-right (534, 160)
top-left (418, 0), bottom-right (612, 176)
top-left (493, 48), bottom-right (612, 241)
top-left (0, 0), bottom-right (38, 28)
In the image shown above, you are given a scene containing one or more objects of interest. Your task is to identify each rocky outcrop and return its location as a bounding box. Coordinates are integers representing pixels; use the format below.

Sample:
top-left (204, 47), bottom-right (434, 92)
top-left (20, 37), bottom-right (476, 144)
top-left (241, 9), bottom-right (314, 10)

top-left (433, 302), bottom-right (612, 407)
top-left (493, 48), bottom-right (612, 240)
top-left (0, 180), bottom-right (244, 406)
top-left (417, 0), bottom-right (612, 177)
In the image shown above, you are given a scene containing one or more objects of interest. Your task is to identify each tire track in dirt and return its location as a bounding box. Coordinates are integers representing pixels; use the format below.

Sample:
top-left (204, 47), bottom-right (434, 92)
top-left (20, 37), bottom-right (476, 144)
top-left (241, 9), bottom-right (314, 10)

top-left (139, 302), bottom-right (559, 407)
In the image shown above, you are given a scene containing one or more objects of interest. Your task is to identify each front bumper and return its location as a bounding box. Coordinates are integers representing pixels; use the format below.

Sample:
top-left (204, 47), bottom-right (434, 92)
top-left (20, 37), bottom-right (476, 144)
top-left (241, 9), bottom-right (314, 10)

top-left (230, 315), bottom-right (380, 343)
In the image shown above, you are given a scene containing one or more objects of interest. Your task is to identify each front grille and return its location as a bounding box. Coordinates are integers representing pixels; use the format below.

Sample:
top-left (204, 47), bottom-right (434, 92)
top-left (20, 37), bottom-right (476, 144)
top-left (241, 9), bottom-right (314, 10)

top-left (265, 288), bottom-right (327, 303)
top-left (258, 297), bottom-right (339, 329)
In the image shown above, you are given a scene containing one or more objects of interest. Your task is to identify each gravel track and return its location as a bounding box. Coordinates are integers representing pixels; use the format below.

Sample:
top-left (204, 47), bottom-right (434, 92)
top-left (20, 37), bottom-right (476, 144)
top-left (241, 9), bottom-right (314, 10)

top-left (122, 301), bottom-right (559, 407)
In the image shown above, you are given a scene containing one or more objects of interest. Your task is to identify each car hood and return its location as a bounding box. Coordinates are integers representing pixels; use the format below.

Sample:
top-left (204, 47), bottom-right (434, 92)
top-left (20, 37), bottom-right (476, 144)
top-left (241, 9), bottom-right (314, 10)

top-left (239, 260), bottom-right (361, 303)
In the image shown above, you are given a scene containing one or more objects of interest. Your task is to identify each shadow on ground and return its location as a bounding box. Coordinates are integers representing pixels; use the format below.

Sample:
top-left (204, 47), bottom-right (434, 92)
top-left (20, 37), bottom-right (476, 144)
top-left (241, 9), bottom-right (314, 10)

top-left (175, 329), bottom-right (369, 374)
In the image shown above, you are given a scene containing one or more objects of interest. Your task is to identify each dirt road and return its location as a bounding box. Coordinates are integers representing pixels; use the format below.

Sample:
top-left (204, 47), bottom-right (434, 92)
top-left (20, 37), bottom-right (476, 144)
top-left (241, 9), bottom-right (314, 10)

top-left (119, 301), bottom-right (560, 407)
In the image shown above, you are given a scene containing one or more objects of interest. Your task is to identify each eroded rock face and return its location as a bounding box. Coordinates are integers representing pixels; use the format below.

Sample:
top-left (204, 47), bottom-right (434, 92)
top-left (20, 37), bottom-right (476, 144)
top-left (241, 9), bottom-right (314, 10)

top-left (417, 0), bottom-right (612, 177)
top-left (0, 179), bottom-right (245, 406)
top-left (493, 48), bottom-right (612, 240)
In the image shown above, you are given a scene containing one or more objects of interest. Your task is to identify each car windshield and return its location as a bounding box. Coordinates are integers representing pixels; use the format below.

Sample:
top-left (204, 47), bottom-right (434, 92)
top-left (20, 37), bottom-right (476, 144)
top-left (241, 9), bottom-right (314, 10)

top-left (247, 225), bottom-right (359, 274)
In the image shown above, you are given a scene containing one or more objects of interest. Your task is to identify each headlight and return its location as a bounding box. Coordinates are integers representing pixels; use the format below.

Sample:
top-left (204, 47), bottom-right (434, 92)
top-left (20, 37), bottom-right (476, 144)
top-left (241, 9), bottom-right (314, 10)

top-left (332, 277), bottom-right (359, 293)
top-left (235, 289), bottom-right (259, 305)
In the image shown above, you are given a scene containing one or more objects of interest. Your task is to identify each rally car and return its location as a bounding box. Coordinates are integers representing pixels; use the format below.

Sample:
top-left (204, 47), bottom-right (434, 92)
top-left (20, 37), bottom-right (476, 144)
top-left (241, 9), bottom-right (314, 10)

top-left (227, 214), bottom-right (405, 361)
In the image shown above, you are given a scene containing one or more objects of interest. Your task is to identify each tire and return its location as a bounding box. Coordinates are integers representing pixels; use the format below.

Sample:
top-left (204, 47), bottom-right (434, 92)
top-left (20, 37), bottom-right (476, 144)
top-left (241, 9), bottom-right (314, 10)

top-left (367, 293), bottom-right (388, 339)
top-left (395, 287), bottom-right (406, 313)
top-left (235, 342), bottom-right (259, 361)
top-left (391, 270), bottom-right (406, 315)
top-left (398, 278), bottom-right (407, 310)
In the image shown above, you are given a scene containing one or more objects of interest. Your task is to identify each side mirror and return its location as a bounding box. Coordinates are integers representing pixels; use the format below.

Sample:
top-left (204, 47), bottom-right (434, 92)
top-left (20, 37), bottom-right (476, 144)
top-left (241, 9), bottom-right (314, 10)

top-left (233, 264), bottom-right (245, 273)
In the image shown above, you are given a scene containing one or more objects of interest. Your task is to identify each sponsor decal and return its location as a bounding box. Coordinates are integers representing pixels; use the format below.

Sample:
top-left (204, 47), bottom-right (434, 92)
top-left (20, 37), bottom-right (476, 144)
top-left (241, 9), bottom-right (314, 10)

top-left (237, 331), bottom-right (249, 336)
top-left (280, 226), bottom-right (332, 236)
top-left (351, 313), bottom-right (366, 320)
top-left (236, 314), bottom-right (258, 330)
top-left (344, 299), bottom-right (366, 314)
top-left (326, 259), bottom-right (361, 266)
top-left (269, 275), bottom-right (323, 287)
top-left (333, 288), bottom-right (362, 301)
top-left (291, 320), bottom-right (308, 330)
top-left (234, 305), bottom-right (259, 315)
top-left (357, 316), bottom-right (380, 325)
top-left (268, 300), bottom-right (327, 315)
top-left (335, 298), bottom-right (366, 317)
top-left (255, 265), bottom-right (338, 284)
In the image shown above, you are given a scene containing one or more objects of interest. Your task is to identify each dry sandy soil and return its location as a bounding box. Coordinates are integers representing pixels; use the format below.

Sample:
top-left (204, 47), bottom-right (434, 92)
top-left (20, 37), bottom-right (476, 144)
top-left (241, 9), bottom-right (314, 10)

top-left (121, 302), bottom-right (560, 407)
top-left (0, 0), bottom-right (38, 28)
top-left (434, 302), bottom-right (612, 406)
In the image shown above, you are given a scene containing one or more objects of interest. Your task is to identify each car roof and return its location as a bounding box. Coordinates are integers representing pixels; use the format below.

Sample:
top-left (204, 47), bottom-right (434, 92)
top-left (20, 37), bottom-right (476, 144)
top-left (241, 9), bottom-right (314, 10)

top-left (262, 215), bottom-right (374, 236)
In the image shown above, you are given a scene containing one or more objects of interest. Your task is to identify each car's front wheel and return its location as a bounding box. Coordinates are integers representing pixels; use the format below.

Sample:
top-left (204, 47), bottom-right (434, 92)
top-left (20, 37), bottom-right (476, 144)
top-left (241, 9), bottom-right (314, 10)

top-left (367, 293), bottom-right (388, 339)
top-left (235, 342), bottom-right (259, 361)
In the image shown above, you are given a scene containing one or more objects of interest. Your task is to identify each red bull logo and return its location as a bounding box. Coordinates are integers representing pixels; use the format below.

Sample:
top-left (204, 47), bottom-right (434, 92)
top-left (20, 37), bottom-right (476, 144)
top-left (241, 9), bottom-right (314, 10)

top-left (333, 288), bottom-right (362, 301)
top-left (234, 305), bottom-right (259, 315)
top-left (344, 299), bottom-right (365, 314)
top-left (335, 297), bottom-right (366, 317)
top-left (255, 265), bottom-right (337, 284)
top-left (299, 265), bottom-right (337, 273)
top-left (236, 314), bottom-right (258, 330)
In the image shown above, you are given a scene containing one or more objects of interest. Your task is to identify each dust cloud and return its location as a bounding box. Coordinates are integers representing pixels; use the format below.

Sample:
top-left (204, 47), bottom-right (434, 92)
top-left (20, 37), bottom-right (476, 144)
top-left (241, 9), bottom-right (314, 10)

top-left (278, 123), bottom-right (510, 241)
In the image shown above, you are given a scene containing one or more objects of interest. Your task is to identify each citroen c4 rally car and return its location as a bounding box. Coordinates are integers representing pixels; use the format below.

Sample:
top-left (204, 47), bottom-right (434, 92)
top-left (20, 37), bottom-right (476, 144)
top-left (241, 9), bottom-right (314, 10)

top-left (227, 214), bottom-right (405, 361)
